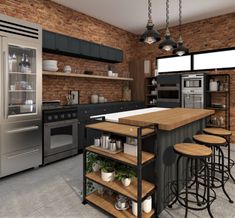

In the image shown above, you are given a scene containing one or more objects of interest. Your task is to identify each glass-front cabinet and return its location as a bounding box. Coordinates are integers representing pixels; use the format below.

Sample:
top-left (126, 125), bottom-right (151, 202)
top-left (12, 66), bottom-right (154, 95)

top-left (3, 38), bottom-right (41, 119)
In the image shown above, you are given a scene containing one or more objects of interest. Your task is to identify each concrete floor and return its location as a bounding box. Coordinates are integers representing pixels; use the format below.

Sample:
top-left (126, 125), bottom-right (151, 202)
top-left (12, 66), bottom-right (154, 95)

top-left (0, 147), bottom-right (234, 218)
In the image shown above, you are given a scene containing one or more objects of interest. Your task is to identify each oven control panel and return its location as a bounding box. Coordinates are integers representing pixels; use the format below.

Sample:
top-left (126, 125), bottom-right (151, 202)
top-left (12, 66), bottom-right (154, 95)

top-left (43, 107), bottom-right (78, 123)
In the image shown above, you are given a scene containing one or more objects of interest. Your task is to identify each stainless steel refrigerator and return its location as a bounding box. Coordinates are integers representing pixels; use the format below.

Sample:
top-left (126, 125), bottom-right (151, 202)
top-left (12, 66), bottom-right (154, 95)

top-left (0, 14), bottom-right (42, 177)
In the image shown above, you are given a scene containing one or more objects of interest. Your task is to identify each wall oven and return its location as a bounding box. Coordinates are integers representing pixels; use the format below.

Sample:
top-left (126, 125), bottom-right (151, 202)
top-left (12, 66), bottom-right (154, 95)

top-left (181, 74), bottom-right (205, 109)
top-left (156, 74), bottom-right (181, 108)
top-left (43, 106), bottom-right (78, 165)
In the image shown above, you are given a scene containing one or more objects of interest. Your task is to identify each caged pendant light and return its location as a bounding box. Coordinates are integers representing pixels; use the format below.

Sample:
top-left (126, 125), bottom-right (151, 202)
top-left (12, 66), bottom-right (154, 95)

top-left (159, 0), bottom-right (177, 51)
top-left (140, 0), bottom-right (161, 44)
top-left (173, 0), bottom-right (189, 56)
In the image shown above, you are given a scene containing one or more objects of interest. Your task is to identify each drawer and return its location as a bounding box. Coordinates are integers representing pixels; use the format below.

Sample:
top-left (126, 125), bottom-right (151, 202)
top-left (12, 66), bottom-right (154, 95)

top-left (1, 145), bottom-right (42, 177)
top-left (1, 120), bottom-right (42, 154)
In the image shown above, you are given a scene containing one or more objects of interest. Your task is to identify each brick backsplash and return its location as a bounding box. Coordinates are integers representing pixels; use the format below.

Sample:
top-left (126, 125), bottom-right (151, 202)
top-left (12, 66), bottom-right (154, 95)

top-left (1, 1), bottom-right (235, 140)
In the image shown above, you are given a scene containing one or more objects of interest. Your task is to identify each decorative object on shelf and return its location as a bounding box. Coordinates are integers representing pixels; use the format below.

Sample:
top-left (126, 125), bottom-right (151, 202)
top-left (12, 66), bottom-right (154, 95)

top-left (43, 60), bottom-right (58, 72)
top-left (115, 195), bottom-right (129, 211)
top-left (209, 78), bottom-right (219, 91)
top-left (115, 165), bottom-right (136, 187)
top-left (159, 0), bottom-right (177, 51)
top-left (19, 54), bottom-right (31, 73)
top-left (108, 65), bottom-right (113, 77)
top-left (91, 94), bottom-right (99, 104)
top-left (173, 0), bottom-right (189, 56)
top-left (100, 160), bottom-right (115, 182)
top-left (151, 78), bottom-right (157, 86)
top-left (9, 53), bottom-right (17, 72)
top-left (86, 153), bottom-right (101, 173)
top-left (140, 0), bottom-right (161, 44)
top-left (124, 143), bottom-right (137, 156)
top-left (98, 95), bottom-right (105, 103)
top-left (142, 196), bottom-right (152, 213)
top-left (63, 65), bottom-right (72, 73)
top-left (122, 86), bottom-right (131, 101)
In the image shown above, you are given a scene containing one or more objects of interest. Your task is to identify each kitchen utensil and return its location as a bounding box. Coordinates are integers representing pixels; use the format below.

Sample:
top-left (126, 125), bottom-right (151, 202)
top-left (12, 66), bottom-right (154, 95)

top-left (116, 140), bottom-right (122, 150)
top-left (94, 138), bottom-right (101, 147)
top-left (109, 141), bottom-right (117, 152)
top-left (101, 135), bottom-right (110, 149)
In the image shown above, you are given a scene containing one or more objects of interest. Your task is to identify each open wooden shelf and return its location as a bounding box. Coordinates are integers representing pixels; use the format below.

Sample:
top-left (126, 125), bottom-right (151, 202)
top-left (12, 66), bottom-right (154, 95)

top-left (86, 146), bottom-right (155, 166)
top-left (86, 191), bottom-right (155, 218)
top-left (43, 71), bottom-right (133, 81)
top-left (86, 172), bottom-right (155, 201)
top-left (86, 122), bottom-right (155, 137)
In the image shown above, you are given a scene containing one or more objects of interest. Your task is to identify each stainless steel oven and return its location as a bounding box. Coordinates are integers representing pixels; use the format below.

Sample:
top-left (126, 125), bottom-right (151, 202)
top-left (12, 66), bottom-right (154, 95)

top-left (43, 106), bottom-right (78, 165)
top-left (181, 74), bottom-right (205, 109)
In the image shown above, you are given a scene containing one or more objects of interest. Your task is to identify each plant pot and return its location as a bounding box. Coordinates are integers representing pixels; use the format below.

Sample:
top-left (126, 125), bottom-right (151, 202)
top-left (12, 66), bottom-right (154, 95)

top-left (101, 169), bottom-right (115, 182)
top-left (121, 178), bottom-right (132, 187)
top-left (92, 161), bottom-right (101, 172)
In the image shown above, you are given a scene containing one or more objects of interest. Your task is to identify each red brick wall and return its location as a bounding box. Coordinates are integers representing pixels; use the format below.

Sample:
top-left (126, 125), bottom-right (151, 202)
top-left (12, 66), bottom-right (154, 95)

top-left (0, 0), bottom-right (136, 104)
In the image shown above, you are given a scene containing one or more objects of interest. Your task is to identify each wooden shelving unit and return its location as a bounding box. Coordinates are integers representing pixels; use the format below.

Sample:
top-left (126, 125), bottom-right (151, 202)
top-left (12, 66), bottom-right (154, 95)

top-left (83, 120), bottom-right (158, 218)
top-left (86, 146), bottom-right (155, 166)
top-left (43, 71), bottom-right (133, 81)
top-left (86, 191), bottom-right (155, 218)
top-left (86, 172), bottom-right (155, 201)
top-left (145, 77), bottom-right (157, 107)
top-left (205, 74), bottom-right (230, 129)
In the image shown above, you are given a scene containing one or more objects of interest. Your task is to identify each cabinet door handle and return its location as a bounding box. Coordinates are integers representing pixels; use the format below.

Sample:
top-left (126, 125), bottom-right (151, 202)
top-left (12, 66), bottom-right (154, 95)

top-left (7, 126), bottom-right (39, 134)
top-left (7, 148), bottom-right (39, 159)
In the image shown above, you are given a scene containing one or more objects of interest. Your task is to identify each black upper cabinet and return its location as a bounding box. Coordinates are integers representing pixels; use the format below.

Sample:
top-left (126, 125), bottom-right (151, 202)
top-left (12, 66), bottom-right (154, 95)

top-left (42, 30), bottom-right (123, 63)
top-left (80, 40), bottom-right (90, 57)
top-left (43, 30), bottom-right (56, 51)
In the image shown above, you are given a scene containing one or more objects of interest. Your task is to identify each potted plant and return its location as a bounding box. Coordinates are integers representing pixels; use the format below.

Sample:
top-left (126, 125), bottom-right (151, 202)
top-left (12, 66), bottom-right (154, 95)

top-left (115, 165), bottom-right (136, 187)
top-left (86, 153), bottom-right (101, 173)
top-left (100, 160), bottom-right (115, 182)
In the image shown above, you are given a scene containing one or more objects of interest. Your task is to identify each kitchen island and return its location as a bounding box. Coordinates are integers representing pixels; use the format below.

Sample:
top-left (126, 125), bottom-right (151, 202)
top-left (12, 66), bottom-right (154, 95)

top-left (88, 107), bottom-right (214, 215)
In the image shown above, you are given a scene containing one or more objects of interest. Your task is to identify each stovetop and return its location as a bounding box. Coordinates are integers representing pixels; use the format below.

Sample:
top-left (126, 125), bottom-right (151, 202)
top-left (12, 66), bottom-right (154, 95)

top-left (42, 101), bottom-right (78, 111)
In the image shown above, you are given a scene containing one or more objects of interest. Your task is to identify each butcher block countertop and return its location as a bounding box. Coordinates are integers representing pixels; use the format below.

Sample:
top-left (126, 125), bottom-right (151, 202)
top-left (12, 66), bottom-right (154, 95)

top-left (119, 108), bottom-right (215, 131)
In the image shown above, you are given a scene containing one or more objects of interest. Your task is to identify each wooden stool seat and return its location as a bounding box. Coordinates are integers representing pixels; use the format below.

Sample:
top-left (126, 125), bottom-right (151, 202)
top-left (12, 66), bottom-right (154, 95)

top-left (174, 143), bottom-right (212, 157)
top-left (193, 134), bottom-right (226, 146)
top-left (203, 128), bottom-right (232, 137)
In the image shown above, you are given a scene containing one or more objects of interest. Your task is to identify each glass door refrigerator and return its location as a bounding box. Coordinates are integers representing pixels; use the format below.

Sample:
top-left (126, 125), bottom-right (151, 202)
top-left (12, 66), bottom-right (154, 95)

top-left (0, 14), bottom-right (42, 177)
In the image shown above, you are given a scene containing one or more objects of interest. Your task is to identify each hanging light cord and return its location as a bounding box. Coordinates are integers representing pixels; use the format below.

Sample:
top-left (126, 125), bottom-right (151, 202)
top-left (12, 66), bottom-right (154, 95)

top-left (179, 0), bottom-right (182, 37)
top-left (166, 0), bottom-right (169, 28)
top-left (148, 0), bottom-right (152, 23)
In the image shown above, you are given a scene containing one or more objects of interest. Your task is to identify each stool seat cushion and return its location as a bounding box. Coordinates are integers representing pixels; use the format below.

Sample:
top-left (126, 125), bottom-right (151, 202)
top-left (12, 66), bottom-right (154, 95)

top-left (203, 128), bottom-right (232, 136)
top-left (193, 134), bottom-right (226, 145)
top-left (174, 143), bottom-right (212, 157)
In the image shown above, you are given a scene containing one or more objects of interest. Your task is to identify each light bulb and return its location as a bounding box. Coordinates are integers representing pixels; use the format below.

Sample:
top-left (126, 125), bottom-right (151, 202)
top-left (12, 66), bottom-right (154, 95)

top-left (144, 37), bottom-right (156, 44)
top-left (163, 45), bottom-right (173, 51)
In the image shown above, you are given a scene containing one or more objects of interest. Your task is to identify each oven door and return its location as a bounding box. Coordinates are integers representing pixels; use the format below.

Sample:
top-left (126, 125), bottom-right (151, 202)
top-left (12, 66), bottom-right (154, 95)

top-left (182, 93), bottom-right (204, 109)
top-left (44, 119), bottom-right (78, 156)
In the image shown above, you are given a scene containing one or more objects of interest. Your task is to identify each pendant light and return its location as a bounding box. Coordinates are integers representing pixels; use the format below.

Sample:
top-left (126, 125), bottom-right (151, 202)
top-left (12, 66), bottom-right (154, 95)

top-left (173, 0), bottom-right (189, 56)
top-left (159, 0), bottom-right (177, 51)
top-left (140, 0), bottom-right (161, 44)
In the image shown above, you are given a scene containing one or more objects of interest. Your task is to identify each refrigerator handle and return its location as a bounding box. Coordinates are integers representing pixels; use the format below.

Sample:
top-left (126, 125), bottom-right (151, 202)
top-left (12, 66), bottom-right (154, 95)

top-left (3, 50), bottom-right (7, 119)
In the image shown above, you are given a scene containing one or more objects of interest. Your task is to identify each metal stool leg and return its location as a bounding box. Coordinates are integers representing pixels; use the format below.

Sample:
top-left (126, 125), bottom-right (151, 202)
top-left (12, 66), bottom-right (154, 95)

top-left (169, 155), bottom-right (182, 208)
top-left (184, 158), bottom-right (190, 218)
top-left (227, 141), bottom-right (235, 183)
top-left (219, 146), bottom-right (234, 203)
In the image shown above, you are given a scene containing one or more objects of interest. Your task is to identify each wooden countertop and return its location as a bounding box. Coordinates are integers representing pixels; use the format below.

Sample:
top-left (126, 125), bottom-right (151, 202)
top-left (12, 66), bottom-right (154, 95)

top-left (119, 108), bottom-right (215, 131)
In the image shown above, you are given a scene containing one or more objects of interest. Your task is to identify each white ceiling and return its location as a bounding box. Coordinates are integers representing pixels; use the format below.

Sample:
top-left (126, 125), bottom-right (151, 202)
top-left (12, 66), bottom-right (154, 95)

top-left (52, 0), bottom-right (235, 34)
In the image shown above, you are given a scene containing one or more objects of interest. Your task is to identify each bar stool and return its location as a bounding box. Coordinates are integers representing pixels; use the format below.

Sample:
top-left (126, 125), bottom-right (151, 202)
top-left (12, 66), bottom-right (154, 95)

top-left (169, 143), bottom-right (214, 218)
top-left (203, 128), bottom-right (235, 183)
top-left (193, 134), bottom-right (234, 203)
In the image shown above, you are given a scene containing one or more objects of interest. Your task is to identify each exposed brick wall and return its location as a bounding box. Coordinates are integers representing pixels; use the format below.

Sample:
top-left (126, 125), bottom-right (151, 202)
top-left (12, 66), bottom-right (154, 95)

top-left (0, 0), bottom-right (136, 104)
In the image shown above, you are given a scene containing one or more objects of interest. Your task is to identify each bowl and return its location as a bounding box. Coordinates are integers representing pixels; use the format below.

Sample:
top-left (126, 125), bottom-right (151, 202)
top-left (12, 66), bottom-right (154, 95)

top-left (43, 60), bottom-right (58, 66)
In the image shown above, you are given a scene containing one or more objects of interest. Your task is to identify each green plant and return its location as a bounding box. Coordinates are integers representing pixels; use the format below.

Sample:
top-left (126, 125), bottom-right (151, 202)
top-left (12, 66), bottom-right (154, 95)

top-left (100, 160), bottom-right (115, 173)
top-left (115, 165), bottom-right (136, 181)
top-left (86, 153), bottom-right (101, 173)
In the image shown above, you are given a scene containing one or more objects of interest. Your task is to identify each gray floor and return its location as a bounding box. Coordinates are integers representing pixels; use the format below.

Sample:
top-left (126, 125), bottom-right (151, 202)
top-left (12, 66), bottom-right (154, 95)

top-left (0, 147), bottom-right (235, 218)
